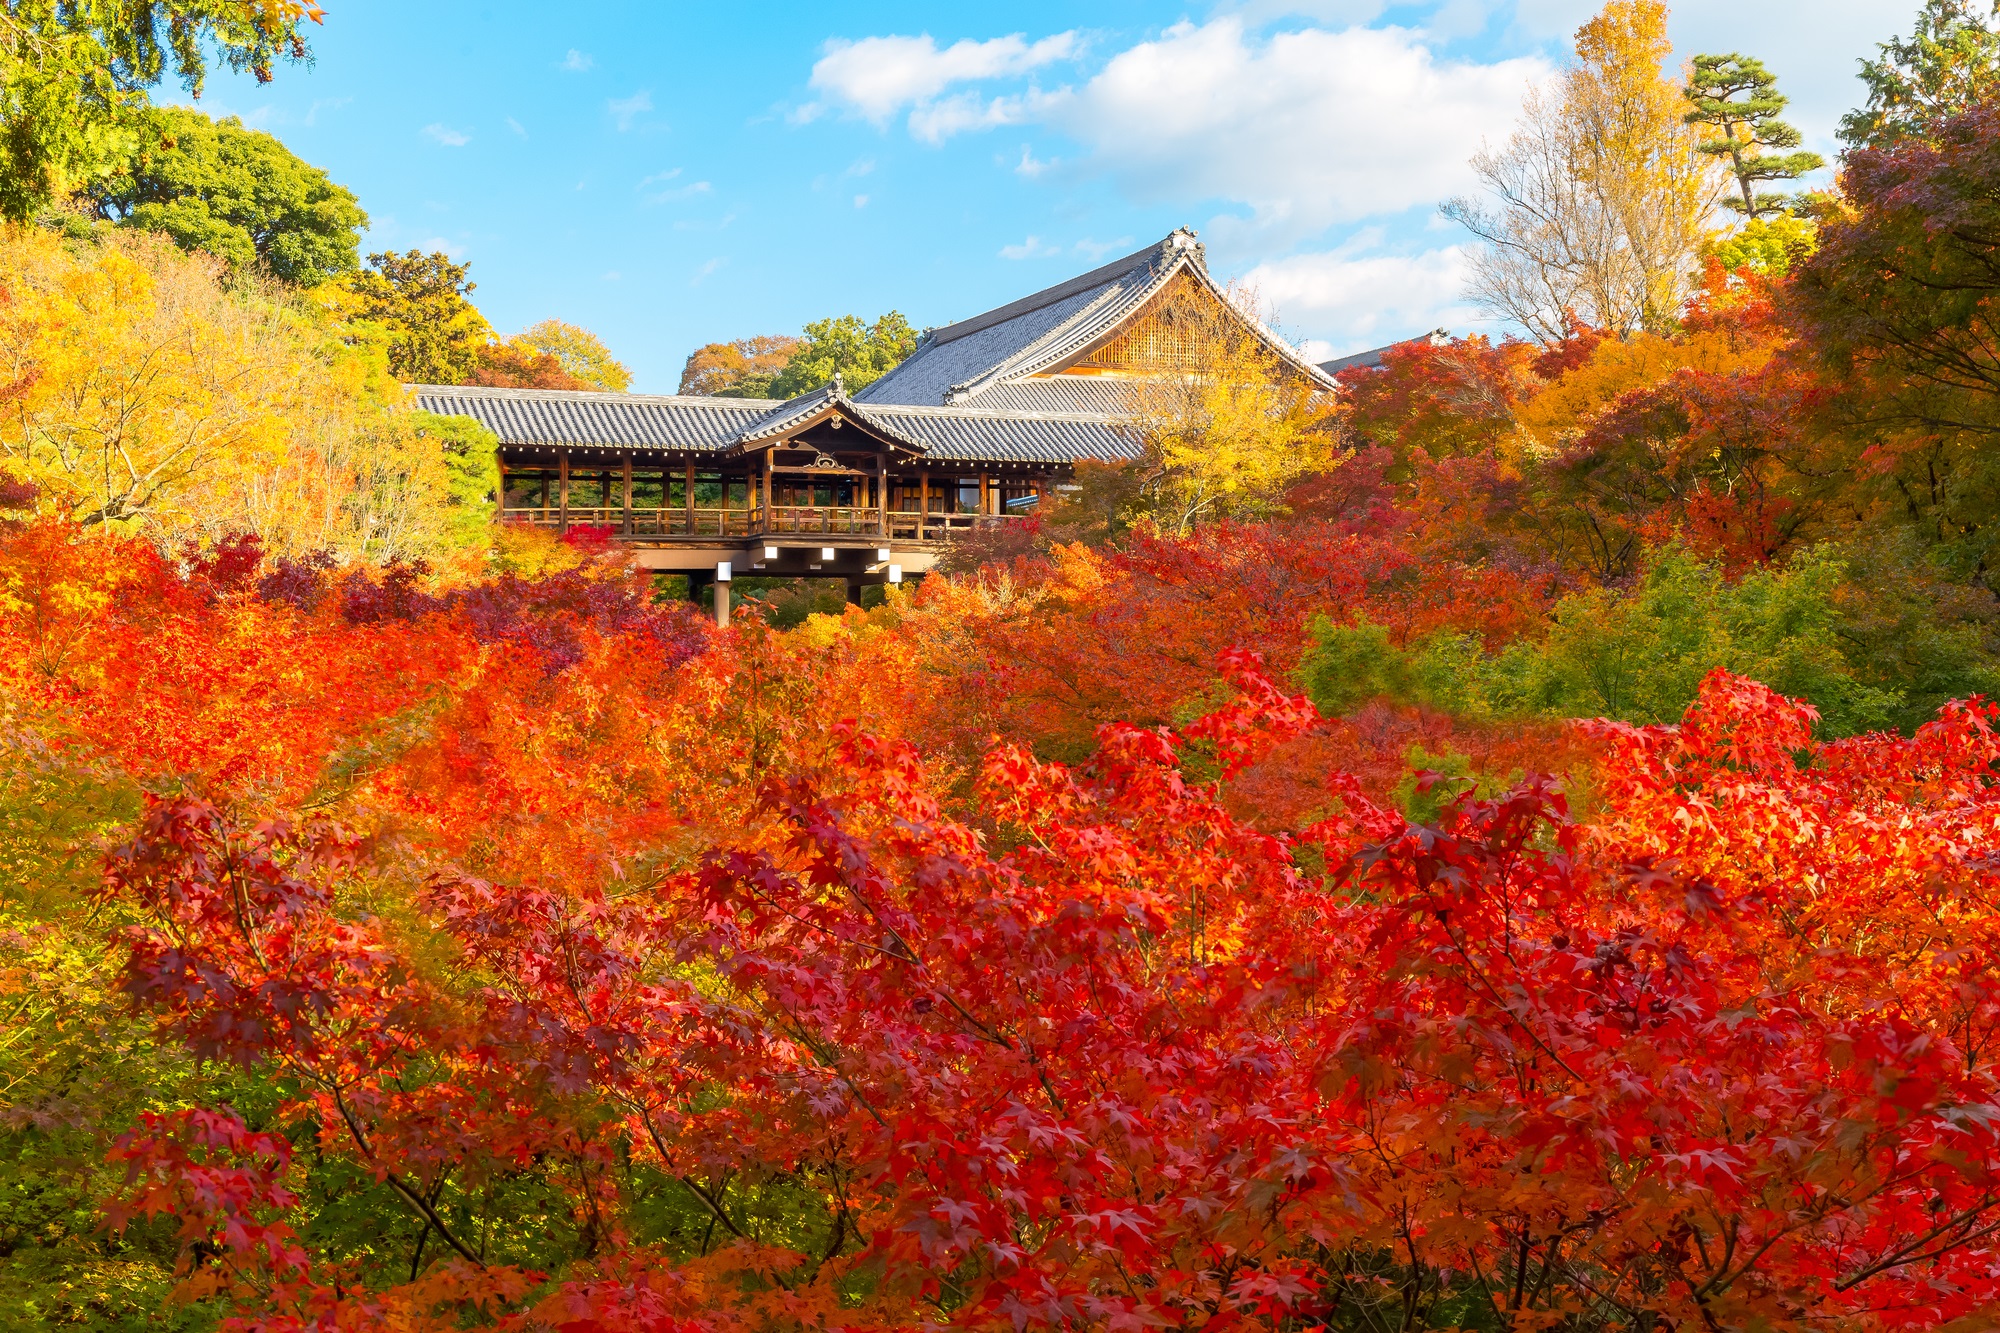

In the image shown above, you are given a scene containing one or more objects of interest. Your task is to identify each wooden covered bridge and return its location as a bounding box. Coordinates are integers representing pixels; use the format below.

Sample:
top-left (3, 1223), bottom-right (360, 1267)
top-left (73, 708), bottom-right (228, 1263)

top-left (415, 229), bottom-right (1342, 616)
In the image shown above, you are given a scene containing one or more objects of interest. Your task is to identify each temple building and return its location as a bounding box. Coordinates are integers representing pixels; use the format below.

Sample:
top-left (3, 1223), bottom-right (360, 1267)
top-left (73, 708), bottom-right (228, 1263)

top-left (415, 229), bottom-right (1343, 606)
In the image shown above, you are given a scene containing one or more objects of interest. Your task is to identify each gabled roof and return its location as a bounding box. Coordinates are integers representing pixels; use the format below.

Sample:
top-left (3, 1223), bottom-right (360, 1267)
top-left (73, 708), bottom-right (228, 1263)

top-left (413, 384), bottom-right (778, 449)
top-left (1317, 329), bottom-right (1452, 377)
top-left (855, 229), bottom-right (1338, 409)
top-left (411, 383), bottom-right (1139, 468)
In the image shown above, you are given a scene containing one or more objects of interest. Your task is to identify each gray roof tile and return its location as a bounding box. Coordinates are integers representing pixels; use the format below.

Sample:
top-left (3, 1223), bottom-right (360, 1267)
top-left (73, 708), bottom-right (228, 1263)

top-left (411, 384), bottom-right (1136, 467)
top-left (413, 385), bottom-right (777, 448)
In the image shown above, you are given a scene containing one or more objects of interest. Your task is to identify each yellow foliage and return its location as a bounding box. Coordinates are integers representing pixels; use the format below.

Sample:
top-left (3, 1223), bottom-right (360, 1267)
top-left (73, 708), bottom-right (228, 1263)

top-left (0, 225), bottom-right (474, 563)
top-left (1121, 280), bottom-right (1339, 534)
top-left (1515, 324), bottom-right (1776, 453)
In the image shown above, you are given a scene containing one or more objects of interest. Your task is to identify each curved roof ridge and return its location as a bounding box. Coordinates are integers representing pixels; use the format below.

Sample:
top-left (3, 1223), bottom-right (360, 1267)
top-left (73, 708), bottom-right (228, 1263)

top-left (940, 237), bottom-right (1197, 406)
top-left (411, 383), bottom-right (785, 409)
top-left (923, 230), bottom-right (1196, 348)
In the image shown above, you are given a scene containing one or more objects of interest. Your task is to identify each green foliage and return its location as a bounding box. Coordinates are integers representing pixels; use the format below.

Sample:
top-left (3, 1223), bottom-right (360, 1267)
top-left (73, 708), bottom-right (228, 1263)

top-left (342, 250), bottom-right (493, 385)
top-left (83, 107), bottom-right (365, 285)
top-left (1682, 53), bottom-right (1823, 219)
top-left (1840, 0), bottom-right (2000, 149)
top-left (767, 312), bottom-right (916, 398)
top-left (1705, 213), bottom-right (1817, 274)
top-left (0, 0), bottom-right (315, 222)
top-left (1301, 548), bottom-right (2000, 738)
top-left (1391, 745), bottom-right (1480, 826)
top-left (409, 410), bottom-right (499, 549)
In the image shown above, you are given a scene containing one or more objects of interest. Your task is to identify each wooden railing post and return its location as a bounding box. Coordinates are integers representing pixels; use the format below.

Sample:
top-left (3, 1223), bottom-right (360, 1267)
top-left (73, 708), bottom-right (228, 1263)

top-left (684, 459), bottom-right (695, 535)
top-left (558, 449), bottom-right (570, 533)
top-left (621, 451), bottom-right (632, 536)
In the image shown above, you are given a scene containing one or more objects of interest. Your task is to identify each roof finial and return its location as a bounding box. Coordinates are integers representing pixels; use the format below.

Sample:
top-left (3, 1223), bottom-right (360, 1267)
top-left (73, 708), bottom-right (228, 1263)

top-left (832, 369), bottom-right (845, 396)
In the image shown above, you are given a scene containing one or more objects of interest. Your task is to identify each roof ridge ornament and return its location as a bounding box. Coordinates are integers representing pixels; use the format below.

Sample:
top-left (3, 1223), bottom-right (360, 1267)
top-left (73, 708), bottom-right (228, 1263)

top-left (832, 370), bottom-right (845, 396)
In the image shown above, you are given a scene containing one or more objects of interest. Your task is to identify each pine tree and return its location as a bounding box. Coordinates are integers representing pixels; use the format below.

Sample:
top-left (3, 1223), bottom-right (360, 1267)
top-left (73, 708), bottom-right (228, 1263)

top-left (1839, 0), bottom-right (2000, 150)
top-left (1683, 54), bottom-right (1824, 218)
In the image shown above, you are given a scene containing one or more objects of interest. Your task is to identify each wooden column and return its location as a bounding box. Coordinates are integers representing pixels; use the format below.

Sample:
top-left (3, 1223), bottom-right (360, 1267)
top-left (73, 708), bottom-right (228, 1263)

top-left (621, 451), bottom-right (632, 535)
top-left (683, 459), bottom-right (695, 535)
top-left (497, 458), bottom-right (509, 521)
top-left (558, 448), bottom-right (570, 532)
top-left (762, 447), bottom-right (773, 525)
top-left (877, 456), bottom-right (889, 537)
top-left (980, 472), bottom-right (991, 515)
top-left (919, 468), bottom-right (929, 528)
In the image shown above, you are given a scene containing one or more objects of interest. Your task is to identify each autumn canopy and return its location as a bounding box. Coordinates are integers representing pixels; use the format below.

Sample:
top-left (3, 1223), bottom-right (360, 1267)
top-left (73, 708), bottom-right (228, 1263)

top-left (12, 1), bottom-right (2000, 1331)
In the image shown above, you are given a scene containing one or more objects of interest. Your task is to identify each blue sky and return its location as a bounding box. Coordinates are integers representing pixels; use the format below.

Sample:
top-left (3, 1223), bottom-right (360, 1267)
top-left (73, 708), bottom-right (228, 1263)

top-left (192, 0), bottom-right (1923, 392)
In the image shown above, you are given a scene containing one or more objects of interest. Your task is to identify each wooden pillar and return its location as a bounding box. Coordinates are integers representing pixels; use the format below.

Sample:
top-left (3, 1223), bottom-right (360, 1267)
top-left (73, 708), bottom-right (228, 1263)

top-left (980, 472), bottom-right (991, 515)
top-left (558, 448), bottom-right (570, 532)
top-left (877, 456), bottom-right (888, 536)
top-left (919, 468), bottom-right (929, 526)
top-left (714, 562), bottom-right (732, 629)
top-left (683, 459), bottom-right (695, 535)
top-left (762, 447), bottom-right (773, 526)
top-left (621, 451), bottom-right (632, 535)
top-left (497, 458), bottom-right (509, 521)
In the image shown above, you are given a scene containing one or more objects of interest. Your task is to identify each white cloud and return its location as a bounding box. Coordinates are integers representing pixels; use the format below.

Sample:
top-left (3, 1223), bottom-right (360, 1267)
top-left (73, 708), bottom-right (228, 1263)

top-left (692, 257), bottom-right (726, 285)
top-left (1000, 235), bottom-right (1136, 261)
top-left (1037, 19), bottom-right (1547, 247)
top-left (907, 90), bottom-right (1034, 144)
top-left (1239, 242), bottom-right (1476, 353)
top-left (1506, 0), bottom-right (1905, 160)
top-left (505, 116), bottom-right (527, 136)
top-left (1014, 145), bottom-right (1054, 178)
top-left (422, 123), bottom-right (471, 147)
top-left (638, 168), bottom-right (712, 203)
top-left (305, 96), bottom-right (352, 126)
top-left (1074, 236), bottom-right (1134, 260)
top-left (418, 235), bottom-right (468, 259)
top-left (854, 193), bottom-right (870, 208)
top-left (805, 31), bottom-right (1077, 128)
top-left (562, 49), bottom-right (594, 72)
top-left (608, 91), bottom-right (653, 131)
top-left (999, 235), bottom-right (1062, 260)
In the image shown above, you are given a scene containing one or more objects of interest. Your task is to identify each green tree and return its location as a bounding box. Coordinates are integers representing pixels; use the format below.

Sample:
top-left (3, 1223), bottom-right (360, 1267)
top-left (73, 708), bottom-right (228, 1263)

top-left (514, 318), bottom-right (631, 391)
top-left (1300, 546), bottom-right (2000, 738)
top-left (341, 250), bottom-right (492, 385)
top-left (0, 0), bottom-right (317, 222)
top-left (1683, 54), bottom-right (1824, 218)
top-left (1839, 0), bottom-right (2000, 150)
top-left (410, 409), bottom-right (500, 548)
top-left (83, 106), bottom-right (365, 285)
top-left (767, 312), bottom-right (916, 398)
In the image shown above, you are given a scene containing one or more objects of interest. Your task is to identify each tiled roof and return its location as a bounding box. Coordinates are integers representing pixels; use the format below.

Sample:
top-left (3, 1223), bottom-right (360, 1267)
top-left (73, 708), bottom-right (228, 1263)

top-left (963, 376), bottom-right (1137, 415)
top-left (857, 403), bottom-right (1139, 464)
top-left (1317, 329), bottom-right (1452, 377)
top-left (856, 228), bottom-right (1339, 409)
top-left (411, 384), bottom-right (1136, 467)
top-left (413, 384), bottom-right (777, 448)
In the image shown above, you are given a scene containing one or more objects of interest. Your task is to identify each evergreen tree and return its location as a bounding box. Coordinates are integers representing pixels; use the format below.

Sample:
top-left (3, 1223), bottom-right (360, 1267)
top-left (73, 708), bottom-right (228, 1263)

top-left (1840, 0), bottom-right (2000, 150)
top-left (1683, 54), bottom-right (1824, 218)
top-left (767, 312), bottom-right (916, 398)
top-left (85, 107), bottom-right (367, 285)
top-left (342, 250), bottom-right (493, 385)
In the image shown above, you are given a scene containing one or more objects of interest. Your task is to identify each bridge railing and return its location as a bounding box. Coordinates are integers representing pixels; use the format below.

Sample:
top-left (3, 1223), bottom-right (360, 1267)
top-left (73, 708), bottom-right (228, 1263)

top-left (501, 507), bottom-right (1028, 542)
